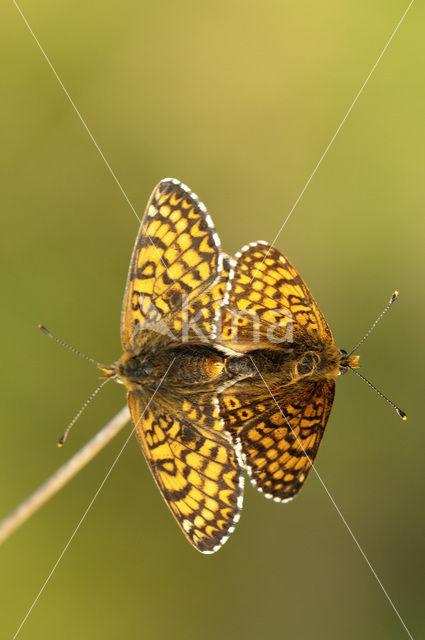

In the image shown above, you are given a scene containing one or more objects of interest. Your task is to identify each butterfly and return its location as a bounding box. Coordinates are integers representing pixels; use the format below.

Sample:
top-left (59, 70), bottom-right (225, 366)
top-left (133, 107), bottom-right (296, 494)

top-left (101, 178), bottom-right (244, 554)
top-left (217, 241), bottom-right (360, 503)
top-left (43, 180), bottom-right (402, 553)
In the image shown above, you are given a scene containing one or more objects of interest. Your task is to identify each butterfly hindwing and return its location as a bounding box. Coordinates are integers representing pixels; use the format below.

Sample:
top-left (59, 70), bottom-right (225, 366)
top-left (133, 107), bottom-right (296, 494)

top-left (121, 178), bottom-right (223, 349)
top-left (127, 389), bottom-right (244, 554)
top-left (220, 378), bottom-right (335, 501)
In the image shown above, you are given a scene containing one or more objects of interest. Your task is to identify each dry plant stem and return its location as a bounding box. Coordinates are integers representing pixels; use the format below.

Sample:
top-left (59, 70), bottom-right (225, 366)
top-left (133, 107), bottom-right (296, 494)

top-left (0, 406), bottom-right (130, 546)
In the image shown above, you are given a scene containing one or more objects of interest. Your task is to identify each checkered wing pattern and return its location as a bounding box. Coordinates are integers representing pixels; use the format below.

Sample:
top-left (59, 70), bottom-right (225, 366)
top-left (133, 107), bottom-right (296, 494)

top-left (220, 378), bottom-right (335, 501)
top-left (185, 255), bottom-right (233, 342)
top-left (121, 178), bottom-right (223, 349)
top-left (218, 241), bottom-right (332, 352)
top-left (128, 389), bottom-right (244, 553)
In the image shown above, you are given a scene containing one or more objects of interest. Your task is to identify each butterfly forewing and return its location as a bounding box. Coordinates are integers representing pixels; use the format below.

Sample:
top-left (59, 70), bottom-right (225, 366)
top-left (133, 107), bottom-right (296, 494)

top-left (127, 390), bottom-right (243, 553)
top-left (218, 241), bottom-right (333, 352)
top-left (121, 178), bottom-right (223, 349)
top-left (186, 255), bottom-right (233, 342)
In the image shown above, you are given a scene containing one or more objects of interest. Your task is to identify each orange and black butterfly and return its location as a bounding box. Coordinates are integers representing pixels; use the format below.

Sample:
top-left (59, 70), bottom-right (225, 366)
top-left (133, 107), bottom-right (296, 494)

top-left (43, 179), bottom-right (403, 553)
top-left (217, 241), bottom-right (360, 503)
top-left (102, 178), bottom-right (244, 554)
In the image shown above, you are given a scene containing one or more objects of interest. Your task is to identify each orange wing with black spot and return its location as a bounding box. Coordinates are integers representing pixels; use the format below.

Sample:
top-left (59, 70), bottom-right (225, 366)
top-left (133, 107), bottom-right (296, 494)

top-left (219, 378), bottom-right (335, 501)
top-left (128, 389), bottom-right (244, 553)
top-left (121, 178), bottom-right (223, 349)
top-left (218, 241), bottom-right (332, 351)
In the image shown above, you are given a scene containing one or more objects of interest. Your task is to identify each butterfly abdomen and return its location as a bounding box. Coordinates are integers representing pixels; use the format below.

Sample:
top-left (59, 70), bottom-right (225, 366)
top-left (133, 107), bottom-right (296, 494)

top-left (167, 346), bottom-right (226, 384)
top-left (115, 345), bottom-right (228, 390)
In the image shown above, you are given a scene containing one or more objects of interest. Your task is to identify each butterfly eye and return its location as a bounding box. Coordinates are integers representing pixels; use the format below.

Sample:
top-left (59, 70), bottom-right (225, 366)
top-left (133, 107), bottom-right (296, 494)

top-left (338, 349), bottom-right (351, 374)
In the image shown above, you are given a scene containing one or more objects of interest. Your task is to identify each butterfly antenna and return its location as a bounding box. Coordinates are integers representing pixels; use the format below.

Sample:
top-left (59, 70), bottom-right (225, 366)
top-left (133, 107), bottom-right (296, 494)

top-left (347, 291), bottom-right (399, 357)
top-left (349, 367), bottom-right (407, 421)
top-left (57, 377), bottom-right (113, 447)
top-left (39, 324), bottom-right (105, 368)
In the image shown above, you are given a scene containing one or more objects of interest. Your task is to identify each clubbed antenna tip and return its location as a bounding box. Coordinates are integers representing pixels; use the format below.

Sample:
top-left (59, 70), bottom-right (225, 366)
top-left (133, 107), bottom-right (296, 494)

top-left (38, 323), bottom-right (104, 367)
top-left (348, 290), bottom-right (401, 357)
top-left (38, 323), bottom-right (113, 444)
top-left (56, 378), bottom-right (112, 446)
top-left (349, 368), bottom-right (407, 422)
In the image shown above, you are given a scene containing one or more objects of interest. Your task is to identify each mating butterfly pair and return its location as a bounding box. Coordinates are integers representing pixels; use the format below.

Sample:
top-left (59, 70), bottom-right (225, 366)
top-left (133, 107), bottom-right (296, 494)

top-left (103, 178), bottom-right (359, 554)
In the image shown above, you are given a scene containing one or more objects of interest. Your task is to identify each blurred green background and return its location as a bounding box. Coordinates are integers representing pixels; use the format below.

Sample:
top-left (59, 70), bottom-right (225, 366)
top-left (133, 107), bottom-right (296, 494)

top-left (1, 1), bottom-right (424, 638)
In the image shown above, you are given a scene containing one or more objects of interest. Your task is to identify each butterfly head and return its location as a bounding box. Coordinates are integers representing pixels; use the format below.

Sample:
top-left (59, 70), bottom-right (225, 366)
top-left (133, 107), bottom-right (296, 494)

top-left (110, 350), bottom-right (156, 389)
top-left (338, 349), bottom-right (360, 375)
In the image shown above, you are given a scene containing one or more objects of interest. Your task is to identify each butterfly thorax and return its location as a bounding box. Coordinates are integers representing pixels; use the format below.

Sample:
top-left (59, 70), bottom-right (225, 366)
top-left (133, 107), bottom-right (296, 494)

top-left (112, 343), bottom-right (227, 392)
top-left (227, 337), bottom-right (360, 385)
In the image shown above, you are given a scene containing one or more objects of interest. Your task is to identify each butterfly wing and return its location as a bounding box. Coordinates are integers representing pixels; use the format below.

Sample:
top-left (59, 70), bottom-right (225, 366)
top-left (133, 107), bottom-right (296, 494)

top-left (121, 178), bottom-right (224, 349)
top-left (185, 255), bottom-right (232, 342)
top-left (127, 389), bottom-right (244, 553)
top-left (220, 378), bottom-right (335, 501)
top-left (218, 241), bottom-right (332, 351)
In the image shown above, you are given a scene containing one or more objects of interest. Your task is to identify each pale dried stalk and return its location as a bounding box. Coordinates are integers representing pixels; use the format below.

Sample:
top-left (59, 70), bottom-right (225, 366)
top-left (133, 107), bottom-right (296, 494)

top-left (0, 406), bottom-right (130, 546)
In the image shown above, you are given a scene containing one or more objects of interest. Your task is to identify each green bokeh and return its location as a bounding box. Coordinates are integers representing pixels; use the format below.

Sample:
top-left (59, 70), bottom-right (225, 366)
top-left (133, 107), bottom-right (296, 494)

top-left (1, 2), bottom-right (424, 639)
